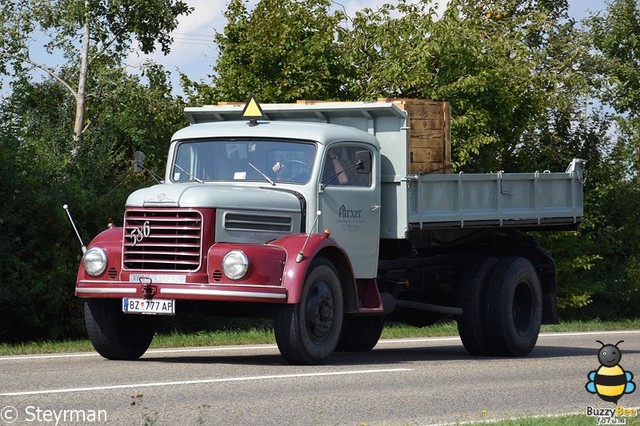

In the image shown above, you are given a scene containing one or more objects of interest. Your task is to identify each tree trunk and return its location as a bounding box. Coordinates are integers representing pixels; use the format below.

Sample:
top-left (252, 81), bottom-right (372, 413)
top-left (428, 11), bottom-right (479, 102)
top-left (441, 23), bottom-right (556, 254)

top-left (72, 1), bottom-right (90, 159)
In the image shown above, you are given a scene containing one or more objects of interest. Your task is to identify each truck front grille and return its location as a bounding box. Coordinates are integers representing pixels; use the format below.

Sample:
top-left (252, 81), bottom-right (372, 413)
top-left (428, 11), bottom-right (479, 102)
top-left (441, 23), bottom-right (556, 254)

top-left (123, 209), bottom-right (203, 271)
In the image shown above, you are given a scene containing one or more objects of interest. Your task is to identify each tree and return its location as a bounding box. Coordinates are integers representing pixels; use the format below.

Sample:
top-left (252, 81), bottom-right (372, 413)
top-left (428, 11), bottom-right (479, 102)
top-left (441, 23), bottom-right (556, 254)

top-left (341, 0), bottom-right (593, 170)
top-left (183, 0), bottom-right (345, 104)
top-left (0, 0), bottom-right (191, 157)
top-left (567, 0), bottom-right (640, 319)
top-left (589, 0), bottom-right (640, 176)
top-left (201, 0), bottom-right (592, 169)
top-left (0, 62), bottom-right (186, 341)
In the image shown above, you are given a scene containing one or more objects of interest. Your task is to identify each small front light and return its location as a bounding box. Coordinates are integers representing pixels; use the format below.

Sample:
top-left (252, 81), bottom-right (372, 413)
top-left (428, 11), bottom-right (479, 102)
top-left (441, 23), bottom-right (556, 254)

top-left (83, 247), bottom-right (108, 277)
top-left (222, 250), bottom-right (249, 280)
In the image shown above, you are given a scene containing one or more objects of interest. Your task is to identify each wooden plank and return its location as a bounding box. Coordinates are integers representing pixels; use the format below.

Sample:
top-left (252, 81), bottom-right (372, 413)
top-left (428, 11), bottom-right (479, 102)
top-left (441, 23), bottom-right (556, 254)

top-left (379, 98), bottom-right (451, 174)
top-left (410, 147), bottom-right (444, 163)
top-left (410, 118), bottom-right (446, 132)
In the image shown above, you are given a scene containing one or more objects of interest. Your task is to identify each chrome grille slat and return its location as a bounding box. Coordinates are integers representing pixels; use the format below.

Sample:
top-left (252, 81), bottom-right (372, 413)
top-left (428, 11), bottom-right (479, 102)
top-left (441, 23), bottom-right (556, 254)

top-left (123, 209), bottom-right (203, 271)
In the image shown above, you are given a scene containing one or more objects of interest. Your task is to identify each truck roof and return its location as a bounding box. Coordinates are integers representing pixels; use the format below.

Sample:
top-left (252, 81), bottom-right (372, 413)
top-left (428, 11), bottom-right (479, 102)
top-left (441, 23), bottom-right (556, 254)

top-left (184, 101), bottom-right (407, 124)
top-left (172, 119), bottom-right (381, 148)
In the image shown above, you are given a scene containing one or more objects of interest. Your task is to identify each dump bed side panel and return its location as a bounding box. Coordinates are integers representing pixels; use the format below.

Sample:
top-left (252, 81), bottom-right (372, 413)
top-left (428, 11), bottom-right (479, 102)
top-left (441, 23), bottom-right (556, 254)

top-left (406, 166), bottom-right (584, 231)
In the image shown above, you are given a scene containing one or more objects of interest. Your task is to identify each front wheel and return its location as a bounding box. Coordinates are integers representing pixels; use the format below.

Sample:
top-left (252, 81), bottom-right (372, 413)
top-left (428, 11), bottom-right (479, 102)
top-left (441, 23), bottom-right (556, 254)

top-left (273, 258), bottom-right (343, 364)
top-left (85, 299), bottom-right (155, 360)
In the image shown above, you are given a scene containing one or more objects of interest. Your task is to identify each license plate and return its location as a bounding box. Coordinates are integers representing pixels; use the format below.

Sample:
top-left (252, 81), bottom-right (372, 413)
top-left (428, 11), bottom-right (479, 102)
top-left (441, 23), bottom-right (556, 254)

top-left (122, 298), bottom-right (175, 315)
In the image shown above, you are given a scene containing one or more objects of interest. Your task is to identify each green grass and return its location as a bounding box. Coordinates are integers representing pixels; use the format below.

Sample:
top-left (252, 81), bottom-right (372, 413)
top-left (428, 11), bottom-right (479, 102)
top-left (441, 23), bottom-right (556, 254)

top-left (465, 414), bottom-right (640, 426)
top-left (462, 413), bottom-right (640, 425)
top-left (1, 318), bottom-right (639, 357)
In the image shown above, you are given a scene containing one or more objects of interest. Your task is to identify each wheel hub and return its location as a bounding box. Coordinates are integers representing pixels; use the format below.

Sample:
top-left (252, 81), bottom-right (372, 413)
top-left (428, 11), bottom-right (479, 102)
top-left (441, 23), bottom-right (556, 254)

top-left (306, 281), bottom-right (335, 341)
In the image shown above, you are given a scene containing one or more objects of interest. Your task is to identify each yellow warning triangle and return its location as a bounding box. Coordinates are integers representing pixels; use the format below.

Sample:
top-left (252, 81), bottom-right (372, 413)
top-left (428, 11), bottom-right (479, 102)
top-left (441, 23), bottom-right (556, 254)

top-left (242, 95), bottom-right (264, 119)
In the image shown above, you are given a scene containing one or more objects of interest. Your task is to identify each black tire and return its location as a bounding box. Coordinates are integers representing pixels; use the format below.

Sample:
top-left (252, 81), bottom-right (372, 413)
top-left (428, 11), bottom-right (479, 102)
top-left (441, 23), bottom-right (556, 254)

top-left (484, 257), bottom-right (542, 357)
top-left (456, 257), bottom-right (498, 356)
top-left (85, 299), bottom-right (155, 360)
top-left (273, 258), bottom-right (343, 364)
top-left (337, 315), bottom-right (384, 352)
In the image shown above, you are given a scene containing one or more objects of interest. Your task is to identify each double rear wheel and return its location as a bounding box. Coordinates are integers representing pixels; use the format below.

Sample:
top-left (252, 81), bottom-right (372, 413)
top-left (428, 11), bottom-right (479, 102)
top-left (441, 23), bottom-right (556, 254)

top-left (457, 256), bottom-right (542, 357)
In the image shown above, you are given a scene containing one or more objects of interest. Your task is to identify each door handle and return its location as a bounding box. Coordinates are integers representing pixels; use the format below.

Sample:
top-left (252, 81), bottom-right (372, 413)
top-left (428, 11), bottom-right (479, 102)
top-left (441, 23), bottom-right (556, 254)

top-left (371, 205), bottom-right (381, 211)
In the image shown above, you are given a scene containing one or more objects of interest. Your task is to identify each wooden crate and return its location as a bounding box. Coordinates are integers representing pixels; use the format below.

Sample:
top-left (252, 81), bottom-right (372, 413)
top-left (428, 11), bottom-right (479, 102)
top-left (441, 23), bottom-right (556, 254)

top-left (379, 98), bottom-right (451, 174)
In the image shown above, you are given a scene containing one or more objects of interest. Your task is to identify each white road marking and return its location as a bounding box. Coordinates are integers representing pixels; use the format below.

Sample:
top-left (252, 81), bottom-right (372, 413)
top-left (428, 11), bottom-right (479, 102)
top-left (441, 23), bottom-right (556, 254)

top-left (537, 329), bottom-right (640, 338)
top-left (377, 329), bottom-right (640, 345)
top-left (0, 368), bottom-right (413, 397)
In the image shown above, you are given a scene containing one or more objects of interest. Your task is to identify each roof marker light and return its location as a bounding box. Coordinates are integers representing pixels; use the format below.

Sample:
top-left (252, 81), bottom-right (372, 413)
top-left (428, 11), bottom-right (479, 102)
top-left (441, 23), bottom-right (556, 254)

top-left (242, 95), bottom-right (264, 126)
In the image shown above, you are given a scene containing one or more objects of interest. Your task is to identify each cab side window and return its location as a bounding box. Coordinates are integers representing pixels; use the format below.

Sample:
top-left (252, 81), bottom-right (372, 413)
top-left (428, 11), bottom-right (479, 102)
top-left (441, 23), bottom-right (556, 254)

top-left (322, 146), bottom-right (371, 187)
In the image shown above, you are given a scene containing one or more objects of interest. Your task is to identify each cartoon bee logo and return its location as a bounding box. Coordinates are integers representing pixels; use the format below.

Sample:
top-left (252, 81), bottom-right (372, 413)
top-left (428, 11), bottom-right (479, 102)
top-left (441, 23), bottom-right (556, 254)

top-left (586, 340), bottom-right (636, 403)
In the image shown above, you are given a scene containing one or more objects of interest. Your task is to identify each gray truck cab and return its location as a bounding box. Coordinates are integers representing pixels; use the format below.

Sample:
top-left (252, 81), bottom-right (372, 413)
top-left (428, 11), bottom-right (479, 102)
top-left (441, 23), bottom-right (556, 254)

top-left (154, 119), bottom-right (382, 278)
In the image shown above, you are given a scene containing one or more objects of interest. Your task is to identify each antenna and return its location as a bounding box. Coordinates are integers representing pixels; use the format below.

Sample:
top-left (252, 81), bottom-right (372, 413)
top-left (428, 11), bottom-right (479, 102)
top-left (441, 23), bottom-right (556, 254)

top-left (63, 204), bottom-right (87, 253)
top-left (296, 211), bottom-right (321, 263)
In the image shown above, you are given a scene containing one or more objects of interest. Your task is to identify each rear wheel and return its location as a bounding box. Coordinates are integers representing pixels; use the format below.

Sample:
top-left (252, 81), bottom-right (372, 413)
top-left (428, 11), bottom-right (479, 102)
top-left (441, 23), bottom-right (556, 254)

top-left (337, 315), bottom-right (384, 352)
top-left (273, 258), bottom-right (343, 364)
top-left (484, 257), bottom-right (542, 357)
top-left (457, 257), bottom-right (498, 356)
top-left (85, 299), bottom-right (155, 360)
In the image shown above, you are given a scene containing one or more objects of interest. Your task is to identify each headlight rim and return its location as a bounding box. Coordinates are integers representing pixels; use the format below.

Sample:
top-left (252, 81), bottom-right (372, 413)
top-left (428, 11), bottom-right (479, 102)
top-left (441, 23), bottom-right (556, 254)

top-left (83, 247), bottom-right (108, 277)
top-left (222, 250), bottom-right (249, 280)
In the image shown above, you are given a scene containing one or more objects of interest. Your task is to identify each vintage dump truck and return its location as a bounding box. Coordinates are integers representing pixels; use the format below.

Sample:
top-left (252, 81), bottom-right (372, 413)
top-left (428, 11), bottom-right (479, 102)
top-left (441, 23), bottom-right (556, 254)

top-left (74, 98), bottom-right (584, 364)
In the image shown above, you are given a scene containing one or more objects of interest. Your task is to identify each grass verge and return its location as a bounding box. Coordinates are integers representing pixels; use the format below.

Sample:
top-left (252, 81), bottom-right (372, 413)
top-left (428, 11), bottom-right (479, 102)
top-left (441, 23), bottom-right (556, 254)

top-left (464, 413), bottom-right (640, 425)
top-left (1, 318), bottom-right (639, 357)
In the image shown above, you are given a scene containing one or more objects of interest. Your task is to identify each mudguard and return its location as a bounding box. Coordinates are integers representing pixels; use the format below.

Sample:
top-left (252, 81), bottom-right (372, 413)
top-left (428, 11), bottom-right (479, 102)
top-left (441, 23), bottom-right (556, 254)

top-left (269, 231), bottom-right (359, 308)
top-left (76, 226), bottom-right (123, 282)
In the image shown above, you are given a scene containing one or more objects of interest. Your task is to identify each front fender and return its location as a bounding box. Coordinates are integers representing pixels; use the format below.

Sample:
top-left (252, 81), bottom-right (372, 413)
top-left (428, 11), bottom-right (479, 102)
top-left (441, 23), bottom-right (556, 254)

top-left (270, 231), bottom-right (356, 306)
top-left (76, 226), bottom-right (123, 282)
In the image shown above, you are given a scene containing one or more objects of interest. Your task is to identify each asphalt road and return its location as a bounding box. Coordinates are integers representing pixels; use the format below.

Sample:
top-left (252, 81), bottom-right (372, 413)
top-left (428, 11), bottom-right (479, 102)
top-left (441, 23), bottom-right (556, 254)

top-left (1, 330), bottom-right (639, 425)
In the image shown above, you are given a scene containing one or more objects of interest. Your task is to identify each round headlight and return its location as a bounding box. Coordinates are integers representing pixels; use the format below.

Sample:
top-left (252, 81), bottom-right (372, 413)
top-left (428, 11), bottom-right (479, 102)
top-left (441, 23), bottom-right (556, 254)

top-left (83, 247), bottom-right (108, 277)
top-left (222, 250), bottom-right (249, 280)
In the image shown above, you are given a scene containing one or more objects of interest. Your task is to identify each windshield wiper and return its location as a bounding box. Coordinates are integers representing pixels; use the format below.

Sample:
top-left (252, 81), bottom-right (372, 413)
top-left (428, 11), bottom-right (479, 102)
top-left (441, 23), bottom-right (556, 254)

top-left (174, 164), bottom-right (203, 183)
top-left (248, 162), bottom-right (276, 186)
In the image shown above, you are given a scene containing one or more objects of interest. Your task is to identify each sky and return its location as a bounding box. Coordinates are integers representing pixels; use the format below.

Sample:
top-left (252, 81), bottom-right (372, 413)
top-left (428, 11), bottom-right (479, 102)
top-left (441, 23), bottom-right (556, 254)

top-left (124, 0), bottom-right (609, 98)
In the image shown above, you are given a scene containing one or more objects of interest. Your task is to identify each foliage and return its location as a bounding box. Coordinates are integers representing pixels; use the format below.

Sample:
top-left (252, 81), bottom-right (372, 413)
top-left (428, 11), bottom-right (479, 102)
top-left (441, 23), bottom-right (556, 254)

top-left (0, 0), bottom-right (191, 153)
top-left (0, 63), bottom-right (185, 342)
top-left (183, 0), bottom-right (344, 104)
top-left (589, 0), bottom-right (640, 118)
top-left (0, 1), bottom-right (190, 341)
top-left (588, 0), bottom-right (639, 178)
top-left (198, 0), bottom-right (591, 171)
top-left (574, 0), bottom-right (640, 319)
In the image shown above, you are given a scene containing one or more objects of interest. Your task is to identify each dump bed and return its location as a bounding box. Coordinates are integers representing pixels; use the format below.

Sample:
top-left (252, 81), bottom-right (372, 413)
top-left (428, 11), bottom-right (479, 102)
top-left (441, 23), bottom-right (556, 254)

top-left (406, 159), bottom-right (584, 231)
top-left (185, 99), bottom-right (584, 238)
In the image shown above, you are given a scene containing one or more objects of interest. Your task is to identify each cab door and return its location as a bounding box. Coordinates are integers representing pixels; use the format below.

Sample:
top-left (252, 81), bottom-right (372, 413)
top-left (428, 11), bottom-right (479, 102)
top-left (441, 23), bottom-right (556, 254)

top-left (317, 144), bottom-right (380, 278)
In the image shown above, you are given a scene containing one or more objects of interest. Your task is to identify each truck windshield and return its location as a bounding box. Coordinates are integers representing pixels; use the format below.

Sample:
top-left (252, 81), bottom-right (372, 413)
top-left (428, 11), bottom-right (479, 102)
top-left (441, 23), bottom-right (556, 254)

top-left (172, 139), bottom-right (317, 184)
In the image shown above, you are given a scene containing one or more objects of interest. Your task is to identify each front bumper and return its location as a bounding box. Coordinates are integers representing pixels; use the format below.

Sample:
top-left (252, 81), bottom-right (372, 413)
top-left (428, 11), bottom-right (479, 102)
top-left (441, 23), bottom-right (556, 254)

top-left (75, 279), bottom-right (288, 303)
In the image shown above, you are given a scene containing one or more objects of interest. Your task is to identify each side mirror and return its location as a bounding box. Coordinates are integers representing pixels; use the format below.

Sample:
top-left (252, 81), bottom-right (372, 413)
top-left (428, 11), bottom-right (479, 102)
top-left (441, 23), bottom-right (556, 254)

top-left (133, 151), bottom-right (144, 173)
top-left (355, 150), bottom-right (371, 174)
